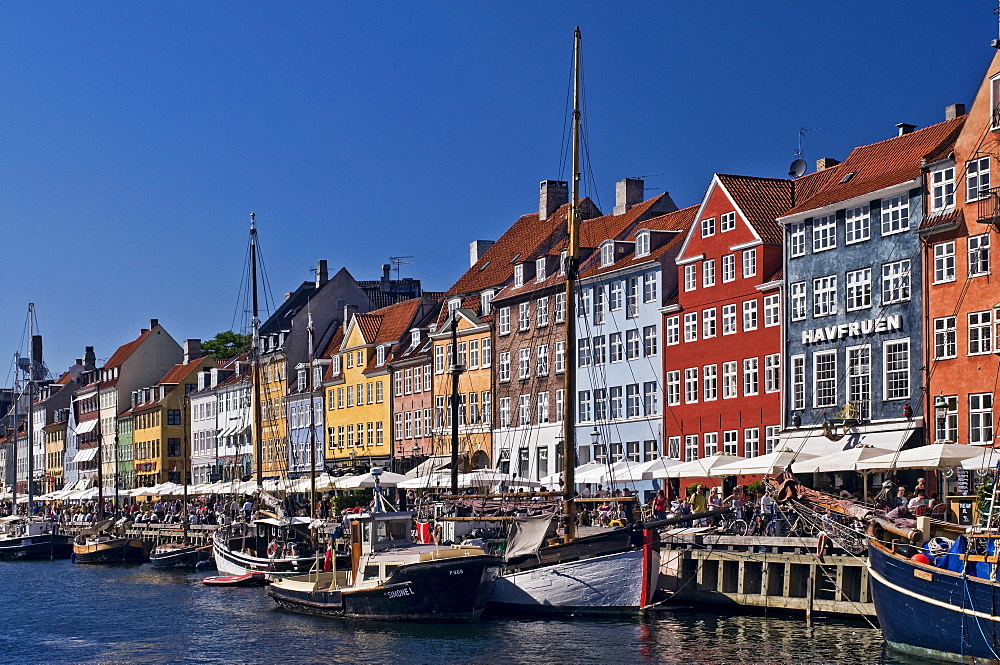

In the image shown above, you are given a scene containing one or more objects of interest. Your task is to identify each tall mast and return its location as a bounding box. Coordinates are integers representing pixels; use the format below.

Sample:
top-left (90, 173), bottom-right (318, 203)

top-left (250, 213), bottom-right (264, 489)
top-left (307, 307), bottom-right (317, 517)
top-left (561, 27), bottom-right (582, 542)
top-left (95, 383), bottom-right (104, 521)
top-left (11, 353), bottom-right (19, 511)
top-left (182, 392), bottom-right (189, 544)
top-left (26, 304), bottom-right (35, 511)
top-left (449, 316), bottom-right (463, 494)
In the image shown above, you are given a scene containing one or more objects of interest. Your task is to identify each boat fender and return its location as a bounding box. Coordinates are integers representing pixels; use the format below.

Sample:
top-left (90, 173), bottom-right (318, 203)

top-left (816, 531), bottom-right (829, 558)
top-left (267, 541), bottom-right (279, 558)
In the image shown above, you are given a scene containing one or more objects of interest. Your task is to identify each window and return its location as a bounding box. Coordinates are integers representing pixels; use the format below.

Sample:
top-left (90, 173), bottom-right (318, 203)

top-left (685, 435), bottom-right (699, 462)
top-left (970, 393), bottom-right (994, 446)
top-left (642, 326), bottom-right (658, 357)
top-left (467, 341), bottom-right (479, 370)
top-left (704, 432), bottom-right (718, 456)
top-left (683, 313), bottom-right (698, 342)
top-left (790, 282), bottom-right (807, 321)
top-left (764, 354), bottom-right (780, 393)
top-left (579, 289), bottom-right (592, 318)
top-left (934, 316), bottom-right (957, 359)
top-left (498, 307), bottom-right (511, 335)
top-left (847, 345), bottom-right (872, 420)
top-left (518, 395), bottom-right (530, 426)
top-left (600, 242), bottom-right (615, 267)
top-left (536, 344), bottom-right (549, 376)
top-left (481, 290), bottom-right (493, 315)
top-left (702, 259), bottom-right (716, 288)
top-left (480, 338), bottom-right (491, 369)
top-left (554, 292), bottom-right (566, 322)
top-left (518, 348), bottom-right (530, 380)
top-left (721, 304), bottom-right (737, 335)
top-left (594, 388), bottom-right (608, 421)
top-left (518, 302), bottom-right (531, 331)
top-left (167, 409), bottom-right (181, 426)
top-left (723, 430), bottom-right (738, 456)
top-left (667, 436), bottom-right (681, 459)
top-left (413, 410), bottom-right (422, 438)
top-left (846, 268), bottom-right (872, 311)
top-left (346, 385), bottom-right (354, 408)
top-left (167, 438), bottom-right (181, 457)
top-left (703, 364), bottom-right (718, 401)
top-left (684, 264), bottom-right (697, 292)
top-left (969, 233), bottom-right (991, 277)
top-left (578, 391), bottom-right (592, 422)
top-left (555, 341), bottom-right (565, 373)
top-left (666, 316), bottom-right (680, 345)
top-left (813, 275), bottom-right (837, 317)
top-left (743, 358), bottom-right (758, 396)
top-left (789, 222), bottom-right (806, 257)
top-left (701, 216), bottom-right (715, 237)
top-left (537, 392), bottom-right (549, 424)
top-left (765, 426), bottom-right (780, 455)
top-left (812, 214), bottom-right (836, 252)
top-left (554, 390), bottom-right (562, 423)
top-left (684, 368), bottom-right (699, 404)
top-left (814, 350), bottom-right (837, 408)
top-left (969, 311), bottom-right (994, 355)
top-left (881, 260), bottom-right (911, 304)
top-left (535, 257), bottom-right (547, 282)
top-left (845, 204), bottom-right (870, 244)
top-left (498, 352), bottom-right (511, 382)
top-left (577, 338), bottom-right (592, 367)
top-left (721, 211), bottom-right (736, 232)
top-left (703, 308), bottom-right (717, 338)
top-left (627, 277), bottom-right (639, 318)
top-left (434, 396), bottom-right (445, 429)
top-left (536, 297), bottom-right (549, 327)
top-left (935, 395), bottom-right (958, 443)
top-left (930, 168), bottom-right (955, 212)
top-left (513, 264), bottom-right (524, 287)
top-left (636, 231), bottom-right (650, 257)
top-left (626, 384), bottom-right (641, 418)
top-left (536, 447), bottom-right (549, 479)
top-left (499, 397), bottom-right (511, 427)
top-left (610, 281), bottom-right (623, 310)
top-left (722, 254), bottom-right (735, 282)
top-left (403, 368), bottom-right (412, 395)
top-left (593, 336), bottom-right (606, 365)
top-left (764, 294), bottom-right (780, 327)
top-left (742, 300), bottom-right (758, 331)
top-left (933, 241), bottom-right (956, 284)
top-left (644, 440), bottom-right (659, 461)
top-left (404, 412), bottom-right (412, 439)
top-left (643, 272), bottom-right (657, 302)
top-left (482, 392), bottom-right (492, 425)
top-left (666, 370), bottom-right (681, 405)
top-left (967, 157), bottom-right (991, 202)
top-left (610, 332), bottom-right (624, 362)
top-left (742, 249), bottom-right (757, 278)
top-left (744, 428), bottom-right (759, 458)
top-left (594, 287), bottom-right (605, 325)
top-left (722, 361), bottom-right (737, 399)
top-left (791, 355), bottom-right (805, 411)
top-left (643, 382), bottom-right (658, 415)
top-left (626, 329), bottom-right (641, 360)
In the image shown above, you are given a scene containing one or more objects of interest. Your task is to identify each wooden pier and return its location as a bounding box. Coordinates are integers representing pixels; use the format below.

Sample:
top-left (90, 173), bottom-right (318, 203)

top-left (656, 529), bottom-right (874, 618)
top-left (61, 522), bottom-right (218, 549)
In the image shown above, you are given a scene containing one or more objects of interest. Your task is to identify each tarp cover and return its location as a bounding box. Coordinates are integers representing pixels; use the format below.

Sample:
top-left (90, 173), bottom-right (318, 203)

top-left (504, 513), bottom-right (556, 563)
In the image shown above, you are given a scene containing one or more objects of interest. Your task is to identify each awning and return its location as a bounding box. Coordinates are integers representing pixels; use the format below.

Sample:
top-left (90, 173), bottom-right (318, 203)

top-left (218, 423), bottom-right (247, 438)
top-left (778, 425), bottom-right (915, 459)
top-left (73, 420), bottom-right (98, 435)
top-left (70, 447), bottom-right (99, 464)
top-left (404, 455), bottom-right (451, 478)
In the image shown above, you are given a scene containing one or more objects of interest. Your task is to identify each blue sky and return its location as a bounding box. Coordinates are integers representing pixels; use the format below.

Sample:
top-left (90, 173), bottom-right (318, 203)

top-left (0, 2), bottom-right (994, 376)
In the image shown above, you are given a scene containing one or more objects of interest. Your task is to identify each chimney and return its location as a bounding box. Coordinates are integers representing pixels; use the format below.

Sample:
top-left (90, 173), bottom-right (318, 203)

top-left (316, 260), bottom-right (328, 288)
top-left (815, 157), bottom-right (840, 171)
top-left (945, 103), bottom-right (966, 121)
top-left (344, 304), bottom-right (359, 324)
top-left (896, 123), bottom-right (916, 136)
top-left (84, 346), bottom-right (96, 369)
top-left (469, 240), bottom-right (495, 267)
top-left (539, 180), bottom-right (569, 221)
top-left (613, 178), bottom-right (644, 215)
top-left (183, 339), bottom-right (202, 364)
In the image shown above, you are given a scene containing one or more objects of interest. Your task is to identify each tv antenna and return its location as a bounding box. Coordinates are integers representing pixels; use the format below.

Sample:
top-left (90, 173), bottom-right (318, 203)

top-left (390, 256), bottom-right (413, 280)
top-left (788, 127), bottom-right (821, 177)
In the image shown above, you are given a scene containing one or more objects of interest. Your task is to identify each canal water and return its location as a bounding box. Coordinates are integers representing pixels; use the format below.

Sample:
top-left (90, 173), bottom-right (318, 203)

top-left (0, 561), bottom-right (923, 664)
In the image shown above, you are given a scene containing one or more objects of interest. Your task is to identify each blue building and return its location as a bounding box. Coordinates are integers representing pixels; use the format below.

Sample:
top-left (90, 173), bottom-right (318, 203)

top-left (778, 120), bottom-right (963, 471)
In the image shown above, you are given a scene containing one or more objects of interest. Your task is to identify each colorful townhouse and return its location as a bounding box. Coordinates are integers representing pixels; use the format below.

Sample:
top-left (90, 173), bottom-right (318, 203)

top-left (664, 174), bottom-right (800, 465)
top-left (779, 118), bottom-right (963, 467)
top-left (574, 204), bottom-right (694, 479)
top-left (388, 303), bottom-right (441, 474)
top-left (921, 49), bottom-right (1000, 466)
top-left (491, 181), bottom-right (678, 482)
top-left (190, 356), bottom-right (251, 485)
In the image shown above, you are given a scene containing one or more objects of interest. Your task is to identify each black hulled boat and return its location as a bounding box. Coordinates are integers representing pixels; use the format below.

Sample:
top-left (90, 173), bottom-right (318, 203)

top-left (0, 517), bottom-right (73, 560)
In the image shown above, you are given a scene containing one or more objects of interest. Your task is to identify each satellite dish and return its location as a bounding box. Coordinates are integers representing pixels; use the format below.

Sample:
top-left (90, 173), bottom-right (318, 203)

top-left (788, 159), bottom-right (808, 178)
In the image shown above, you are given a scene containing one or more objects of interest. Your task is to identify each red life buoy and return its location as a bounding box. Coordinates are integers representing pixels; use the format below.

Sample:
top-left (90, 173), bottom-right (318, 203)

top-left (816, 532), bottom-right (829, 558)
top-left (266, 541), bottom-right (278, 558)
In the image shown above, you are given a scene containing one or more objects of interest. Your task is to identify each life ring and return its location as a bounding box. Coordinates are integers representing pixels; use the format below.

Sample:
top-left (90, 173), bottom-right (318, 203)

top-left (266, 541), bottom-right (279, 558)
top-left (609, 519), bottom-right (626, 528)
top-left (816, 531), bottom-right (829, 558)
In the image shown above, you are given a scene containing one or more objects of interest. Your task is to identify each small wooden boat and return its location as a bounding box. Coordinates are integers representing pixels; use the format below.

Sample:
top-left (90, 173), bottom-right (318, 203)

top-left (0, 517), bottom-right (73, 561)
top-left (72, 520), bottom-right (148, 564)
top-left (149, 542), bottom-right (212, 569)
top-left (202, 572), bottom-right (267, 587)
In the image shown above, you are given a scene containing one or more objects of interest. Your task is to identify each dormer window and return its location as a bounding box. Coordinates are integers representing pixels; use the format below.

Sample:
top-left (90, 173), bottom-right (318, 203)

top-left (356, 349), bottom-right (364, 366)
top-left (600, 241), bottom-right (615, 267)
top-left (376, 345), bottom-right (386, 366)
top-left (448, 298), bottom-right (460, 315)
top-left (514, 264), bottom-right (524, 288)
top-left (313, 365), bottom-right (324, 386)
top-left (536, 257), bottom-right (547, 282)
top-left (332, 355), bottom-right (341, 375)
top-left (635, 231), bottom-right (650, 258)
top-left (931, 166), bottom-right (955, 212)
top-left (298, 367), bottom-right (308, 388)
top-left (410, 330), bottom-right (421, 349)
top-left (560, 250), bottom-right (568, 275)
top-left (480, 290), bottom-right (493, 316)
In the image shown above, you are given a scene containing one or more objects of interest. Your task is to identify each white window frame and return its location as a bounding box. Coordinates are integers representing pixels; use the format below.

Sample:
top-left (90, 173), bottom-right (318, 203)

top-left (666, 316), bottom-right (680, 345)
top-left (498, 307), bottom-right (511, 335)
top-left (536, 297), bottom-right (549, 327)
top-left (742, 299), bottom-right (758, 332)
top-left (702, 259), bottom-right (716, 288)
top-left (930, 168), bottom-right (955, 213)
top-left (703, 364), bottom-right (717, 401)
top-left (967, 156), bottom-right (991, 202)
top-left (684, 264), bottom-right (697, 292)
top-left (845, 268), bottom-right (871, 311)
top-left (764, 353), bottom-right (780, 393)
top-left (812, 214), bottom-right (836, 252)
top-left (666, 370), bottom-right (681, 406)
top-left (791, 354), bottom-right (805, 411)
top-left (635, 231), bottom-right (650, 258)
top-left (742, 357), bottom-right (758, 396)
top-left (790, 282), bottom-right (807, 321)
top-left (933, 241), bottom-right (956, 284)
top-left (722, 254), bottom-right (735, 282)
top-left (813, 350), bottom-right (837, 408)
top-left (720, 211), bottom-right (736, 232)
top-left (764, 293), bottom-right (780, 327)
top-left (683, 313), bottom-right (698, 343)
top-left (968, 310), bottom-right (994, 356)
top-left (969, 233), bottom-right (991, 277)
top-left (789, 222), bottom-right (806, 257)
top-left (684, 367), bottom-right (699, 404)
top-left (701, 216), bottom-right (715, 238)
top-left (722, 361), bottom-right (737, 399)
top-left (970, 393), bottom-right (994, 446)
top-left (845, 203), bottom-right (870, 244)
top-left (742, 248), bottom-right (757, 278)
top-left (813, 275), bottom-right (837, 318)
top-left (934, 316), bottom-right (956, 360)
top-left (722, 304), bottom-right (737, 335)
top-left (881, 259), bottom-right (911, 305)
top-left (702, 308), bottom-right (717, 339)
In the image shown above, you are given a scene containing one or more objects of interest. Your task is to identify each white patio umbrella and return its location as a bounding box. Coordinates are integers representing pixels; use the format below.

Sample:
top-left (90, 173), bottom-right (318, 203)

top-left (335, 471), bottom-right (409, 489)
top-left (652, 453), bottom-right (745, 479)
top-left (397, 472), bottom-right (454, 489)
top-left (961, 448), bottom-right (1000, 471)
top-left (539, 461), bottom-right (604, 487)
top-left (458, 469), bottom-right (542, 489)
top-left (576, 460), bottom-right (634, 485)
top-left (128, 486), bottom-right (158, 497)
top-left (858, 443), bottom-right (982, 471)
top-left (710, 448), bottom-right (815, 477)
top-left (610, 457), bottom-right (682, 483)
top-left (291, 473), bottom-right (338, 492)
top-left (790, 445), bottom-right (894, 474)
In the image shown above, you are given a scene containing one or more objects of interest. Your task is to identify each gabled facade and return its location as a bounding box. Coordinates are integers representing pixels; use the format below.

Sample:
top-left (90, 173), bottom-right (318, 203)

top-left (780, 118), bottom-right (963, 461)
top-left (389, 308), bottom-right (440, 474)
top-left (665, 174), bottom-right (795, 464)
top-left (190, 355), bottom-right (251, 485)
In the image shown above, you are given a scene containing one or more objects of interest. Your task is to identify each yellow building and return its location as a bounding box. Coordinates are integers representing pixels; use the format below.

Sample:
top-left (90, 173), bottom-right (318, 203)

top-left (429, 300), bottom-right (494, 470)
top-left (259, 354), bottom-right (288, 476)
top-left (324, 299), bottom-right (432, 469)
top-left (44, 420), bottom-right (67, 493)
top-left (130, 356), bottom-right (217, 486)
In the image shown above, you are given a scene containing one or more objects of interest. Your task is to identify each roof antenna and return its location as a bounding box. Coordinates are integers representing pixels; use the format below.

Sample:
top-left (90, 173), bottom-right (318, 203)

top-left (390, 255), bottom-right (413, 281)
top-left (993, 0), bottom-right (1000, 48)
top-left (788, 127), bottom-right (821, 177)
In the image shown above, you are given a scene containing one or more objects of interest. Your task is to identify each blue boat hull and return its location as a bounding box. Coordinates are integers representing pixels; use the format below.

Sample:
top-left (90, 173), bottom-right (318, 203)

top-left (868, 540), bottom-right (1000, 663)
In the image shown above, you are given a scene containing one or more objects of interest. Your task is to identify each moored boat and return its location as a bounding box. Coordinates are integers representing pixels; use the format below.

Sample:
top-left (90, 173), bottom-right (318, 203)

top-left (0, 517), bottom-right (73, 561)
top-left (72, 520), bottom-right (148, 564)
top-left (203, 572), bottom-right (267, 587)
top-left (149, 542), bottom-right (212, 569)
top-left (212, 516), bottom-right (321, 577)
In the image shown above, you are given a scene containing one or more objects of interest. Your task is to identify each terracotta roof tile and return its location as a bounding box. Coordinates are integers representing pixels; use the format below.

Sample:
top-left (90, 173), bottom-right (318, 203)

top-left (157, 356), bottom-right (212, 385)
top-left (581, 206), bottom-right (697, 279)
top-left (716, 174), bottom-right (797, 243)
top-left (104, 328), bottom-right (155, 369)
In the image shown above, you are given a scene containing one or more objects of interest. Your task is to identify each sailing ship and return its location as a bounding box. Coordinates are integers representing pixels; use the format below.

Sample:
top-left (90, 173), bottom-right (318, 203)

top-left (0, 516), bottom-right (72, 560)
top-left (485, 28), bottom-right (658, 615)
top-left (267, 475), bottom-right (501, 622)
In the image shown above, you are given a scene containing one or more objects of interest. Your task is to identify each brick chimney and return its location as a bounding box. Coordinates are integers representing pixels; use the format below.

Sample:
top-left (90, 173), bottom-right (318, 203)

top-left (816, 158), bottom-right (840, 171)
top-left (183, 339), bottom-right (202, 364)
top-left (946, 103), bottom-right (966, 121)
top-left (613, 178), bottom-right (644, 215)
top-left (539, 180), bottom-right (568, 221)
top-left (84, 346), bottom-right (96, 369)
top-left (316, 260), bottom-right (328, 288)
top-left (469, 240), bottom-right (495, 267)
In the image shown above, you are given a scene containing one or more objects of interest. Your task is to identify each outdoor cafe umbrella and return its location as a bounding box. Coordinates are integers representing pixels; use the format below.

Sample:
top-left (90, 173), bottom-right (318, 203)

top-left (397, 472), bottom-right (457, 489)
top-left (857, 443), bottom-right (981, 471)
top-left (709, 448), bottom-right (815, 477)
top-left (610, 457), bottom-right (681, 483)
top-left (458, 469), bottom-right (541, 489)
top-left (539, 461), bottom-right (604, 488)
top-left (335, 470), bottom-right (408, 489)
top-left (790, 444), bottom-right (895, 502)
top-left (961, 448), bottom-right (1000, 471)
top-left (651, 453), bottom-right (745, 479)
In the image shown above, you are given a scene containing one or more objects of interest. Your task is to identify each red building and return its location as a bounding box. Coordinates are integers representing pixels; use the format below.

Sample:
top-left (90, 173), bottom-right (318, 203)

top-left (663, 174), bottom-right (797, 465)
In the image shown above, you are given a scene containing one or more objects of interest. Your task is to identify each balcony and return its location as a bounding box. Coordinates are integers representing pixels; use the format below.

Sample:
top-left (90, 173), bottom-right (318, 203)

top-left (976, 187), bottom-right (1000, 232)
